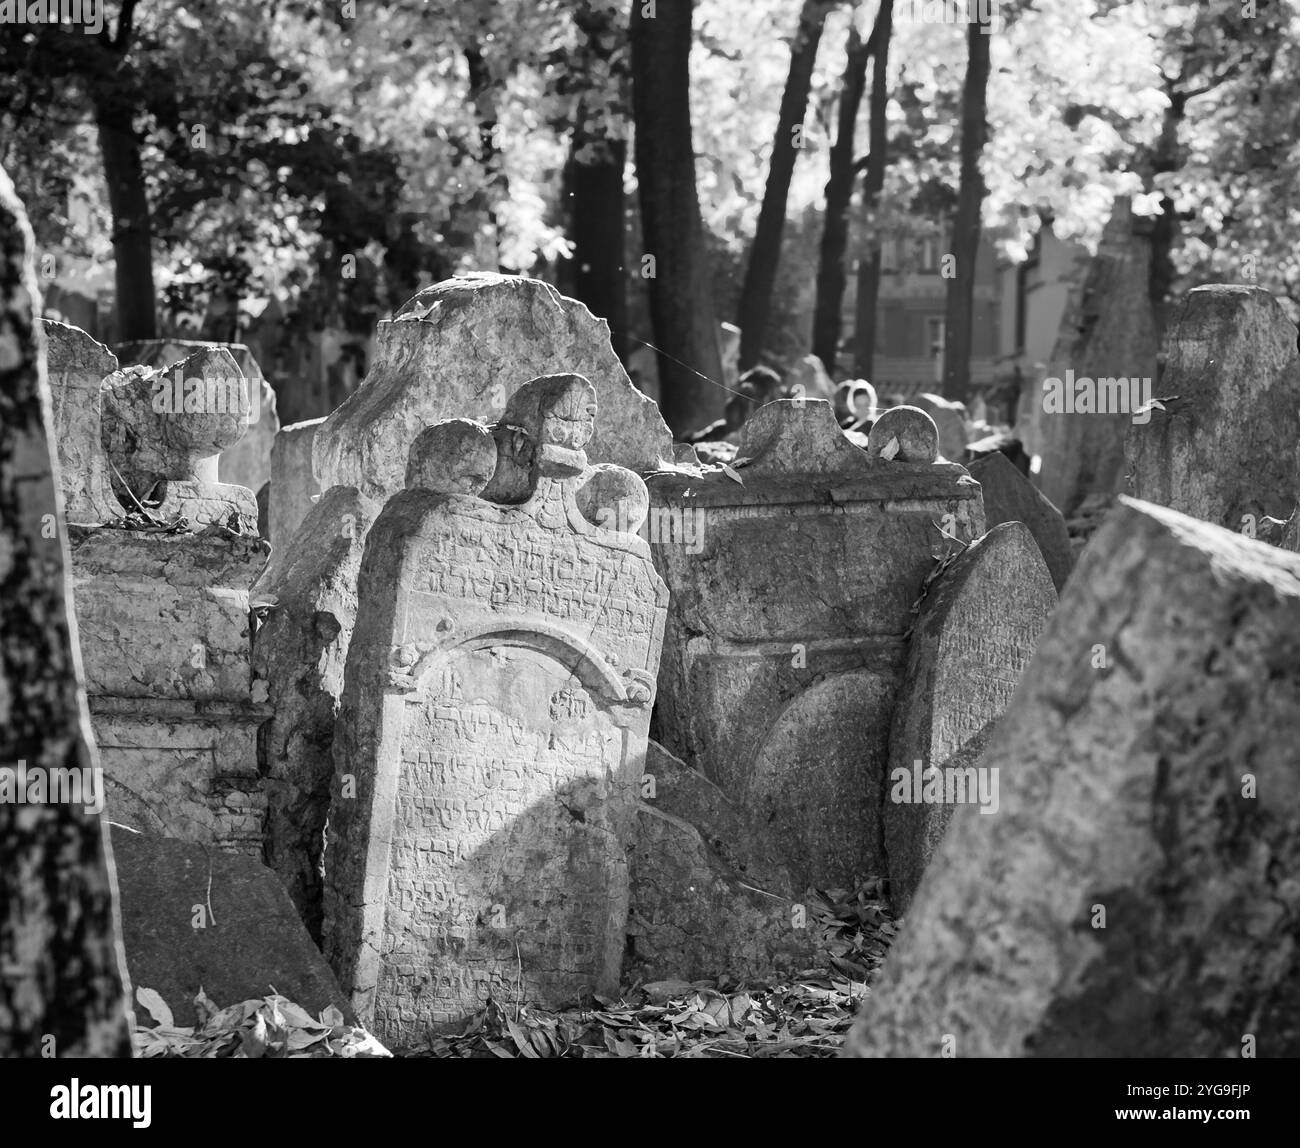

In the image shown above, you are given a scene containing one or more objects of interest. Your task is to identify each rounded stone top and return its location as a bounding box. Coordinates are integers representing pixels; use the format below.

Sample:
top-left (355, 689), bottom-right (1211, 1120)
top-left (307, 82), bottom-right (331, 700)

top-left (405, 418), bottom-right (497, 495)
top-left (866, 405), bottom-right (940, 463)
top-left (835, 378), bottom-right (878, 423)
top-left (502, 373), bottom-right (598, 452)
top-left (575, 463), bottom-right (650, 535)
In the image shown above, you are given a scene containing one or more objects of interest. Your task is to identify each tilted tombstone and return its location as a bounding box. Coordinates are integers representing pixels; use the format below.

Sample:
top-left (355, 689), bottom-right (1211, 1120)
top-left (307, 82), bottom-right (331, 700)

top-left (254, 485), bottom-right (373, 940)
top-left (1124, 285), bottom-right (1300, 533)
top-left (312, 273), bottom-right (674, 505)
top-left (266, 416), bottom-right (325, 577)
top-left (1034, 197), bottom-right (1159, 516)
top-left (323, 379), bottom-right (668, 1046)
top-left (647, 400), bottom-right (984, 891)
top-left (846, 497), bottom-right (1300, 1057)
top-left (969, 450), bottom-right (1074, 592)
top-left (41, 320), bottom-right (123, 525)
top-left (0, 167), bottom-right (132, 1056)
top-left (884, 522), bottom-right (1057, 911)
top-left (912, 393), bottom-right (969, 463)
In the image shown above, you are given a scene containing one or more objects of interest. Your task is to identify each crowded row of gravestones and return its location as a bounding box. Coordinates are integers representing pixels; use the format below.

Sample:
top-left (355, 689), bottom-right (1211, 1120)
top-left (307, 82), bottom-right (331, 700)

top-left (43, 273), bottom-right (1300, 1058)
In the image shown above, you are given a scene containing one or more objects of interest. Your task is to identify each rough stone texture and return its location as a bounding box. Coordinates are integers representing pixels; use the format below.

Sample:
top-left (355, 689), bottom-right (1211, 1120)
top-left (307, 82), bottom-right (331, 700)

top-left (912, 393), bottom-right (969, 462)
top-left (254, 485), bottom-right (373, 941)
top-left (845, 497), bottom-right (1300, 1057)
top-left (0, 165), bottom-right (132, 1057)
top-left (40, 320), bottom-right (123, 525)
top-left (100, 347), bottom-right (259, 532)
top-left (970, 450), bottom-right (1074, 592)
top-left (1125, 285), bottom-right (1300, 531)
top-left (68, 527), bottom-right (271, 855)
top-left (323, 390), bottom-right (668, 1047)
top-left (648, 400), bottom-right (983, 890)
top-left (313, 274), bottom-right (674, 503)
top-left (1035, 198), bottom-right (1158, 516)
top-left (866, 405), bottom-right (940, 464)
top-left (627, 741), bottom-right (817, 983)
top-left (884, 523), bottom-right (1056, 912)
top-left (112, 828), bottom-right (352, 1028)
top-left (267, 417), bottom-right (325, 575)
top-left (115, 338), bottom-right (279, 501)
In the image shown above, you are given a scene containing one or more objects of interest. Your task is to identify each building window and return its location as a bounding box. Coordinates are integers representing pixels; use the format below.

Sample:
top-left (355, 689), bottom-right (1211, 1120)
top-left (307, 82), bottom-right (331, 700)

top-left (919, 239), bottom-right (940, 273)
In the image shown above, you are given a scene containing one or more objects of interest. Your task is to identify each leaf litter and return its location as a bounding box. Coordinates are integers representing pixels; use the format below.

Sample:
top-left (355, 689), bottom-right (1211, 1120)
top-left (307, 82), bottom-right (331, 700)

top-left (413, 881), bottom-right (897, 1059)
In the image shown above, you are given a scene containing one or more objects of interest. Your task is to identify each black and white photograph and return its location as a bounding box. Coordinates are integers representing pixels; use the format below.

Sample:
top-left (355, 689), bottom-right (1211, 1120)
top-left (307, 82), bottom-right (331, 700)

top-left (0, 0), bottom-right (1290, 1123)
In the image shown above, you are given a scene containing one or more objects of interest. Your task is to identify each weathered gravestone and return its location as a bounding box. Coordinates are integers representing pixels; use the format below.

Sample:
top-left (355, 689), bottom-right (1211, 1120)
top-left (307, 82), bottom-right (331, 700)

top-left (254, 485), bottom-right (373, 940)
top-left (1124, 285), bottom-right (1300, 533)
top-left (116, 338), bottom-right (280, 501)
top-left (912, 393), bottom-right (969, 462)
top-left (627, 740), bottom-right (817, 984)
top-left (0, 166), bottom-right (132, 1057)
top-left (1034, 197), bottom-right (1159, 516)
top-left (55, 330), bottom-right (272, 855)
top-left (648, 400), bottom-right (984, 891)
top-left (884, 522), bottom-right (1057, 912)
top-left (323, 381), bottom-right (668, 1045)
top-left (41, 320), bottom-right (122, 525)
top-left (266, 416), bottom-right (325, 576)
top-left (846, 497), bottom-right (1300, 1057)
top-left (112, 828), bottom-right (352, 1029)
top-left (969, 450), bottom-right (1074, 592)
top-left (312, 273), bottom-right (674, 505)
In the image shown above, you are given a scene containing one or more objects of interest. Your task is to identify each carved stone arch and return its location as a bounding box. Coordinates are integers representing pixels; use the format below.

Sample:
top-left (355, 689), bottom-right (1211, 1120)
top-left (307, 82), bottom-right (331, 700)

top-left (412, 619), bottom-right (631, 704)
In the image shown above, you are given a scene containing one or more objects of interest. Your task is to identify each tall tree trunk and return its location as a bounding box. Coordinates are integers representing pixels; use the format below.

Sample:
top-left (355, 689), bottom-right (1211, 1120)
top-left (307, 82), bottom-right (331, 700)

top-left (565, 1), bottom-right (629, 363)
top-left (566, 137), bottom-right (629, 363)
top-left (738, 0), bottom-right (833, 370)
top-left (0, 166), bottom-right (133, 1058)
top-left (852, 0), bottom-right (893, 378)
top-left (464, 41), bottom-right (506, 270)
top-left (1147, 85), bottom-right (1186, 337)
top-left (941, 20), bottom-right (990, 404)
top-left (95, 104), bottom-right (157, 341)
top-left (811, 3), bottom-right (880, 373)
top-left (630, 0), bottom-right (723, 436)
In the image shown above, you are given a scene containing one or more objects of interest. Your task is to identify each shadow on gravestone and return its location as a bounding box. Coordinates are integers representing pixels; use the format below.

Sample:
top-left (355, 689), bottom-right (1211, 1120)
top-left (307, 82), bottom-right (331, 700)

top-left (322, 386), bottom-right (667, 1048)
top-left (844, 496), bottom-right (1300, 1058)
top-left (626, 740), bottom-right (818, 984)
top-left (254, 485), bottom-right (373, 942)
top-left (1124, 284), bottom-right (1300, 533)
top-left (969, 451), bottom-right (1074, 592)
top-left (0, 165), bottom-right (132, 1057)
top-left (111, 827), bottom-right (352, 1029)
top-left (884, 521), bottom-right (1057, 913)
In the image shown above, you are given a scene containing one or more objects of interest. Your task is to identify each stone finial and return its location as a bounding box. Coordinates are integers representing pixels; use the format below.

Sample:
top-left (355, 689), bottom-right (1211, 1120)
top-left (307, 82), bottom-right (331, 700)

top-left (100, 345), bottom-right (259, 531)
top-left (866, 406), bottom-right (940, 463)
top-left (575, 463), bottom-right (650, 535)
top-left (484, 373), bottom-right (598, 501)
top-left (404, 418), bottom-right (497, 496)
